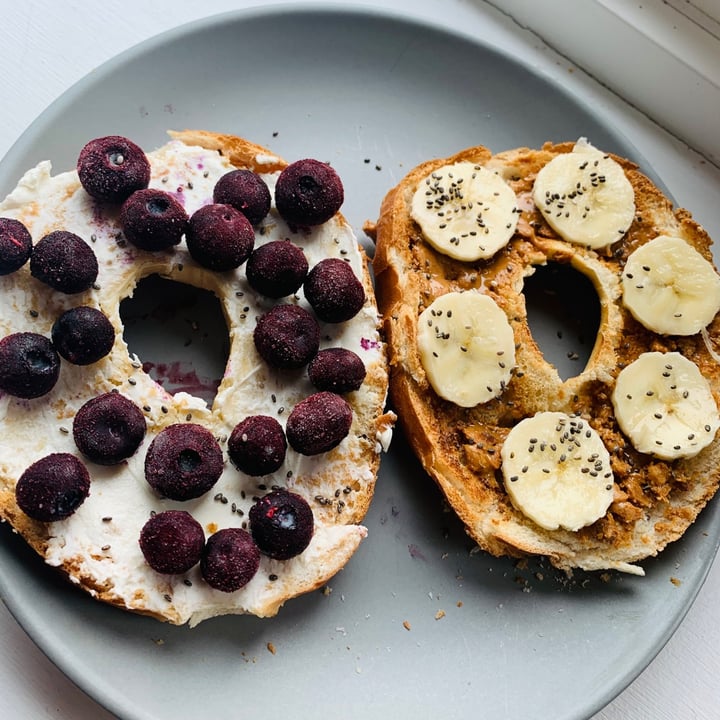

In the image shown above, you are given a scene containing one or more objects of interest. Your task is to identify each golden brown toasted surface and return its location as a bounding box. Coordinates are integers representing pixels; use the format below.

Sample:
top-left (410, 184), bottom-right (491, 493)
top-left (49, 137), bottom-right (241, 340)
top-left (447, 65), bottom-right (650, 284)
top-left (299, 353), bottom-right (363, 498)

top-left (168, 129), bottom-right (288, 174)
top-left (372, 141), bottom-right (720, 574)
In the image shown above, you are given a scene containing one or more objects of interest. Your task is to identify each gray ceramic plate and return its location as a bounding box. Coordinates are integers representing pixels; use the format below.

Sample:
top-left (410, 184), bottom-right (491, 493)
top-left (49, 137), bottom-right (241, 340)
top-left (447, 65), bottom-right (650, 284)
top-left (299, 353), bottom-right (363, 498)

top-left (1, 6), bottom-right (719, 720)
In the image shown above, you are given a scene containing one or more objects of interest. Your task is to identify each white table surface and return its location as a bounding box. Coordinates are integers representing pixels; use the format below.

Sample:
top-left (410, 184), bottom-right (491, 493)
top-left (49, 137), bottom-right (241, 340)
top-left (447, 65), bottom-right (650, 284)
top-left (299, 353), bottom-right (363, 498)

top-left (1, 1), bottom-right (718, 718)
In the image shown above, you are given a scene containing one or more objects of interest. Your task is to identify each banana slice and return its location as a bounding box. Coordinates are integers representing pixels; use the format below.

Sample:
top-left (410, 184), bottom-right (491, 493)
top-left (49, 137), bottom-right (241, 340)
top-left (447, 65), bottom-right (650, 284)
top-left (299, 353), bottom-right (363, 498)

top-left (621, 235), bottom-right (720, 335)
top-left (410, 162), bottom-right (519, 262)
top-left (417, 290), bottom-right (515, 407)
top-left (612, 351), bottom-right (720, 460)
top-left (500, 411), bottom-right (614, 531)
top-left (532, 138), bottom-right (635, 249)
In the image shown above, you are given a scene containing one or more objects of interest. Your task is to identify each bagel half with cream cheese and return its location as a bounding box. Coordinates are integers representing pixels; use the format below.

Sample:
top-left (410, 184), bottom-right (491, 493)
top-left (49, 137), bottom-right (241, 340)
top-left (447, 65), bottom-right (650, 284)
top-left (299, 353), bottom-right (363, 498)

top-left (371, 139), bottom-right (720, 575)
top-left (0, 129), bottom-right (394, 625)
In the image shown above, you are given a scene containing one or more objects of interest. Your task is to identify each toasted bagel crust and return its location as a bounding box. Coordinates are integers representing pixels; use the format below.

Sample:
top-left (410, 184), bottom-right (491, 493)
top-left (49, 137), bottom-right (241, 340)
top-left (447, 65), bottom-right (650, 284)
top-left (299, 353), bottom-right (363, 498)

top-left (372, 141), bottom-right (720, 575)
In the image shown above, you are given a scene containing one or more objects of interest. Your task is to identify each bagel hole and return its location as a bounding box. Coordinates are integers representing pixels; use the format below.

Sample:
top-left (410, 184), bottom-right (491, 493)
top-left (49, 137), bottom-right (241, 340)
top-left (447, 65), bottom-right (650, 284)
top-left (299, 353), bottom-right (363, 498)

top-left (120, 274), bottom-right (229, 405)
top-left (522, 262), bottom-right (600, 380)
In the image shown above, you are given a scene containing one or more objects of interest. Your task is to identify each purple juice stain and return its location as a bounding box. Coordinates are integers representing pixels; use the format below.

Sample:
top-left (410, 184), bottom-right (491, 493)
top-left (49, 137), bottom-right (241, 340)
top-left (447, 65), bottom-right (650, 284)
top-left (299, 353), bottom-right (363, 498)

top-left (143, 360), bottom-right (220, 405)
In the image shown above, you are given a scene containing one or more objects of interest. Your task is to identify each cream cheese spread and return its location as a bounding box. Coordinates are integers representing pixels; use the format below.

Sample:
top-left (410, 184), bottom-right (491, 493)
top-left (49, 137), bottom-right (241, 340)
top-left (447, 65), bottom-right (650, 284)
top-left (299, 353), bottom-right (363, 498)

top-left (0, 139), bottom-right (390, 625)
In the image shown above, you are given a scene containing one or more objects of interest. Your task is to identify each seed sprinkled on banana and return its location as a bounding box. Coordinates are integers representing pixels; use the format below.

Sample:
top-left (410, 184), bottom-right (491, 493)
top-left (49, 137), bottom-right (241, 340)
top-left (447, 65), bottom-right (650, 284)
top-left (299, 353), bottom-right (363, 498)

top-left (532, 138), bottom-right (635, 249)
top-left (417, 290), bottom-right (515, 407)
top-left (621, 235), bottom-right (720, 336)
top-left (612, 351), bottom-right (719, 460)
top-left (410, 162), bottom-right (519, 262)
top-left (500, 411), bottom-right (614, 531)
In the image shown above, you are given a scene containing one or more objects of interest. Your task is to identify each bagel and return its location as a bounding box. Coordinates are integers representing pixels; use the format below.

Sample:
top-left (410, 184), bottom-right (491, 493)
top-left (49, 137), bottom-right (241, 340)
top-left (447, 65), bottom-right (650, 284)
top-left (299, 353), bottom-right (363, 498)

top-left (371, 139), bottom-right (720, 576)
top-left (0, 129), bottom-right (394, 625)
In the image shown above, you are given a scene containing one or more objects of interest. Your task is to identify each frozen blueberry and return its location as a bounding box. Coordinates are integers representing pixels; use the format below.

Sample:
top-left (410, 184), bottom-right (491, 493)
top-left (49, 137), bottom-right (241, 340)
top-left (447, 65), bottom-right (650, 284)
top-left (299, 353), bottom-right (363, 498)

top-left (245, 239), bottom-right (308, 298)
top-left (0, 332), bottom-right (60, 399)
top-left (51, 306), bottom-right (115, 365)
top-left (275, 159), bottom-right (344, 227)
top-left (228, 415), bottom-right (287, 476)
top-left (15, 453), bottom-right (90, 522)
top-left (73, 392), bottom-right (147, 465)
top-left (145, 423), bottom-right (223, 501)
top-left (249, 489), bottom-right (314, 560)
top-left (253, 304), bottom-right (320, 370)
top-left (308, 348), bottom-right (366, 393)
top-left (201, 527), bottom-right (260, 592)
top-left (213, 169), bottom-right (271, 226)
top-left (0, 218), bottom-right (32, 275)
top-left (304, 258), bottom-right (365, 323)
top-left (139, 510), bottom-right (205, 574)
top-left (120, 188), bottom-right (189, 251)
top-left (285, 391), bottom-right (352, 456)
top-left (30, 230), bottom-right (98, 294)
top-left (186, 203), bottom-right (255, 271)
top-left (77, 135), bottom-right (151, 204)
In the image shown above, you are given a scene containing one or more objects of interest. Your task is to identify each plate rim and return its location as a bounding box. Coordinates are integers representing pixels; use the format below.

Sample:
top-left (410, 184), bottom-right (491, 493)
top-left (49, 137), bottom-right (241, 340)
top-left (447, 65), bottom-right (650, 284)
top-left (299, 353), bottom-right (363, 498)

top-left (0, 4), bottom-right (716, 719)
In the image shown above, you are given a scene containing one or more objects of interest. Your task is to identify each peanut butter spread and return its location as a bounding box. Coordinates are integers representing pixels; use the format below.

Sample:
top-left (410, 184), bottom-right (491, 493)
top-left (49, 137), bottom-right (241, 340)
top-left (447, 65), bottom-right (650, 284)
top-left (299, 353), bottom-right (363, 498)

top-left (374, 141), bottom-right (720, 573)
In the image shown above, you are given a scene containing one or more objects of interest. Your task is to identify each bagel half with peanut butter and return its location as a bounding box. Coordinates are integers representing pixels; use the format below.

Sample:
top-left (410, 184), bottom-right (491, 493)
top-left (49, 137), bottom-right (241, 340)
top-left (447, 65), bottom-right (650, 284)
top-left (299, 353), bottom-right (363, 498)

top-left (0, 129), bottom-right (394, 625)
top-left (371, 138), bottom-right (720, 575)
